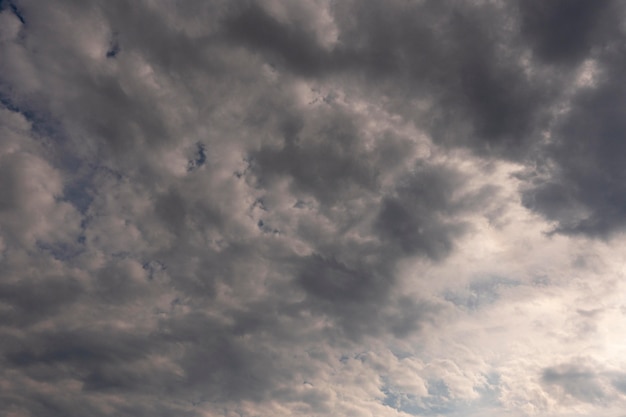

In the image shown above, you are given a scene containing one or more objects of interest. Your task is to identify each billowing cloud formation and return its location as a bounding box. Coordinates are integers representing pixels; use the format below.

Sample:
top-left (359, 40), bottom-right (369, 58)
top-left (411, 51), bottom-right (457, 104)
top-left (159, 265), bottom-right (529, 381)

top-left (2, 1), bottom-right (626, 416)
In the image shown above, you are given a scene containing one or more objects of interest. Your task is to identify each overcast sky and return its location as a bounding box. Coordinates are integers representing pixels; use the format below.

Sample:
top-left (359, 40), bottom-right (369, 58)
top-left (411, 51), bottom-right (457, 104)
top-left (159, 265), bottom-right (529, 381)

top-left (2, 0), bottom-right (626, 416)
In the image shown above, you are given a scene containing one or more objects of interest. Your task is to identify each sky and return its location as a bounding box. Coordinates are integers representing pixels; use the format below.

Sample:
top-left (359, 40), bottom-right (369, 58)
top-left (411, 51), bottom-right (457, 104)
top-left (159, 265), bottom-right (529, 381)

top-left (2, 0), bottom-right (626, 416)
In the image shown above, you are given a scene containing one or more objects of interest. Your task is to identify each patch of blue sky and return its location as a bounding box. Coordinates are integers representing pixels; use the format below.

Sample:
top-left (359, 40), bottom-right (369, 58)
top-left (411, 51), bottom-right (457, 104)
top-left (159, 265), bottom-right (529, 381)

top-left (142, 260), bottom-right (167, 280)
top-left (382, 378), bottom-right (456, 416)
top-left (36, 240), bottom-right (84, 262)
top-left (0, 0), bottom-right (25, 24)
top-left (0, 93), bottom-right (52, 137)
top-left (444, 275), bottom-right (521, 311)
top-left (106, 40), bottom-right (120, 58)
top-left (62, 177), bottom-right (94, 214)
top-left (187, 143), bottom-right (207, 171)
top-left (1, 90), bottom-right (95, 215)
top-left (383, 374), bottom-right (502, 417)
top-left (62, 163), bottom-right (126, 216)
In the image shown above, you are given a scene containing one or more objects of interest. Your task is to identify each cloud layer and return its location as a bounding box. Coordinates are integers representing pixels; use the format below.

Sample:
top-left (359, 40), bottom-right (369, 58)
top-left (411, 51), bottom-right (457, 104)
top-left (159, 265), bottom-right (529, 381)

top-left (2, 1), bottom-right (626, 416)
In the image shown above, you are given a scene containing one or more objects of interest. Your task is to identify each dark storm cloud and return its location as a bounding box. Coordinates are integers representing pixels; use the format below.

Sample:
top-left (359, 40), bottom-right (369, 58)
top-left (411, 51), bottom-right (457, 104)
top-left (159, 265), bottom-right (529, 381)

top-left (244, 102), bottom-right (480, 340)
top-left (513, 0), bottom-right (626, 238)
top-left (293, 251), bottom-right (430, 341)
top-left (0, 275), bottom-right (340, 415)
top-left (249, 111), bottom-right (378, 204)
top-left (224, 0), bottom-right (554, 158)
top-left (298, 254), bottom-right (386, 304)
top-left (518, 0), bottom-right (611, 65)
top-left (223, 2), bottom-right (331, 77)
top-left (0, 275), bottom-right (82, 326)
top-left (4, 328), bottom-right (148, 377)
top-left (1, 2), bottom-right (495, 414)
top-left (520, 33), bottom-right (626, 237)
top-left (375, 162), bottom-right (470, 260)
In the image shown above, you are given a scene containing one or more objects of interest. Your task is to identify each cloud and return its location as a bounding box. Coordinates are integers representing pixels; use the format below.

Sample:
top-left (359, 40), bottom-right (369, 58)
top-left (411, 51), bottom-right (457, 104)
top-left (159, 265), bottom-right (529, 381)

top-left (518, 0), bottom-right (611, 65)
top-left (515, 1), bottom-right (626, 238)
top-left (2, 1), bottom-right (626, 416)
top-left (540, 357), bottom-right (626, 406)
top-left (521, 73), bottom-right (626, 237)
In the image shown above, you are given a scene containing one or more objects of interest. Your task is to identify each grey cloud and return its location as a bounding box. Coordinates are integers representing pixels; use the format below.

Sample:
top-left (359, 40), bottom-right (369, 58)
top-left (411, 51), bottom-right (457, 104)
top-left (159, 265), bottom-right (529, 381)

top-left (154, 188), bottom-right (188, 233)
top-left (246, 113), bottom-right (477, 338)
top-left (518, 0), bottom-right (611, 65)
top-left (160, 313), bottom-right (276, 402)
top-left (223, 1), bottom-right (555, 158)
top-left (0, 275), bottom-right (83, 326)
top-left (295, 253), bottom-right (392, 341)
top-left (223, 2), bottom-right (331, 77)
top-left (521, 63), bottom-right (626, 237)
top-left (375, 162), bottom-right (477, 260)
top-left (298, 254), bottom-right (387, 304)
top-left (385, 296), bottom-right (443, 339)
top-left (611, 374), bottom-right (626, 394)
top-left (1, 288), bottom-right (332, 414)
top-left (541, 360), bottom-right (611, 404)
top-left (249, 111), bottom-right (379, 205)
top-left (4, 328), bottom-right (148, 375)
top-left (513, 1), bottom-right (626, 238)
top-left (0, 2), bottom-right (483, 412)
top-left (4, 1), bottom-right (626, 416)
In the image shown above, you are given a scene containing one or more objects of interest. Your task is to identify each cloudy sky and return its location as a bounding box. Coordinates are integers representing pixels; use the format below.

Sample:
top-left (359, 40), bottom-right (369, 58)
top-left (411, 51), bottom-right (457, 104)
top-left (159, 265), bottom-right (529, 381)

top-left (2, 0), bottom-right (626, 416)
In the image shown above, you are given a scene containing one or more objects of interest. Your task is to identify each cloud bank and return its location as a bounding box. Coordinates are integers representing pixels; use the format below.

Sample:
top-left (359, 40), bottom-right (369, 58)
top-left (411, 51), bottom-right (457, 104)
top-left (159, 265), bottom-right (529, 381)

top-left (2, 1), bottom-right (626, 416)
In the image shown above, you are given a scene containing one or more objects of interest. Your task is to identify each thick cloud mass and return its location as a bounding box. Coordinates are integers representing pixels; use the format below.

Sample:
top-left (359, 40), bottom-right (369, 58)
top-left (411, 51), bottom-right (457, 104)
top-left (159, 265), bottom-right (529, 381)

top-left (2, 1), bottom-right (626, 416)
